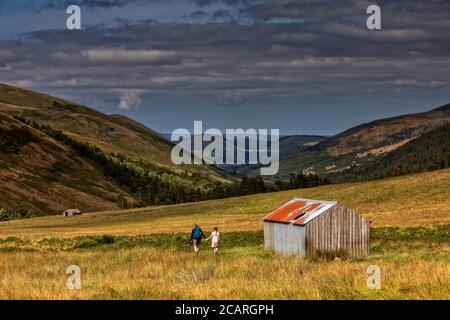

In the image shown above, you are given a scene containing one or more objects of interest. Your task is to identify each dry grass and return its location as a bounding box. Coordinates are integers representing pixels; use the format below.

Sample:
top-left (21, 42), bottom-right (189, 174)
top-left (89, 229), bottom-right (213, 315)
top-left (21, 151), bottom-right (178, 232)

top-left (0, 168), bottom-right (449, 239)
top-left (0, 243), bottom-right (448, 300)
top-left (0, 169), bottom-right (448, 300)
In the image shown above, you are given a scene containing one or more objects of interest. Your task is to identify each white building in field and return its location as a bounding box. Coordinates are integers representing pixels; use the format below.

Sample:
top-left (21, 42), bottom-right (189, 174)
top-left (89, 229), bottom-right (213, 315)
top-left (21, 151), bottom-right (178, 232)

top-left (63, 209), bottom-right (82, 217)
top-left (263, 198), bottom-right (370, 257)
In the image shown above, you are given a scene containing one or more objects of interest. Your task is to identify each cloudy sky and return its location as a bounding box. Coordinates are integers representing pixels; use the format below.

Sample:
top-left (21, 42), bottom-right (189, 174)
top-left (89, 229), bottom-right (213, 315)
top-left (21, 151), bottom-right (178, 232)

top-left (0, 0), bottom-right (449, 135)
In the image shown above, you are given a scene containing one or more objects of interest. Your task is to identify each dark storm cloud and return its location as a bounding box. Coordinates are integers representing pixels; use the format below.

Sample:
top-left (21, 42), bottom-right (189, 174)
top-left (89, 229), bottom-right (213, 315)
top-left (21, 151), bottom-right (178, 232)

top-left (42, 0), bottom-right (146, 10)
top-left (1, 0), bottom-right (449, 112)
top-left (244, 0), bottom-right (450, 22)
top-left (39, 0), bottom-right (254, 11)
top-left (194, 0), bottom-right (258, 7)
top-left (189, 10), bottom-right (208, 19)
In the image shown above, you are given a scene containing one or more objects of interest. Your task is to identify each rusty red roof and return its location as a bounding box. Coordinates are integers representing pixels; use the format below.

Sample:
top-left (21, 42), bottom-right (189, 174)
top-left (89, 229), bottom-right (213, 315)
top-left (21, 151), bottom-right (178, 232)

top-left (263, 198), bottom-right (337, 225)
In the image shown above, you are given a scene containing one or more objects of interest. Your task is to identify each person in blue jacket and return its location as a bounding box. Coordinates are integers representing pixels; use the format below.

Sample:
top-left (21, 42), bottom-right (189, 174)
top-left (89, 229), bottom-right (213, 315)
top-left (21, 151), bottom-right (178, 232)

top-left (190, 223), bottom-right (206, 255)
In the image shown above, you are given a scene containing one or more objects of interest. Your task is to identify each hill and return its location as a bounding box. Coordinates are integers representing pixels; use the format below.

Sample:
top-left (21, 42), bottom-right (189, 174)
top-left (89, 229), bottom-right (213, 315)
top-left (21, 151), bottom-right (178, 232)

top-left (0, 83), bottom-right (229, 182)
top-left (161, 133), bottom-right (326, 176)
top-left (278, 135), bottom-right (327, 157)
top-left (0, 84), bottom-right (241, 214)
top-left (331, 124), bottom-right (450, 181)
top-left (314, 103), bottom-right (450, 156)
top-left (1, 167), bottom-right (448, 239)
top-left (0, 113), bottom-right (134, 214)
top-left (272, 103), bottom-right (450, 179)
top-left (221, 134), bottom-right (326, 176)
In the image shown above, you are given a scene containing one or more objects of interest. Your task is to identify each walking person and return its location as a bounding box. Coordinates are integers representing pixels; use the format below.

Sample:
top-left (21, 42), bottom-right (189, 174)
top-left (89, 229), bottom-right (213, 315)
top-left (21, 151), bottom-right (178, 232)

top-left (190, 223), bottom-right (206, 255)
top-left (206, 227), bottom-right (221, 255)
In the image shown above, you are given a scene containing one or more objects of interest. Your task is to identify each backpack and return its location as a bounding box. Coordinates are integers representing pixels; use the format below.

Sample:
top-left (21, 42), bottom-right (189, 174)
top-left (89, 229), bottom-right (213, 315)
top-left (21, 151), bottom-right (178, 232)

top-left (193, 227), bottom-right (203, 240)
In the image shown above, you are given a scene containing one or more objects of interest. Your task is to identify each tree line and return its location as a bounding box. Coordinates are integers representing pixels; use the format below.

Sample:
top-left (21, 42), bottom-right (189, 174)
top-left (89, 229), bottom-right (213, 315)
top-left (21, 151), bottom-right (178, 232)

top-left (14, 116), bottom-right (327, 209)
top-left (330, 124), bottom-right (450, 182)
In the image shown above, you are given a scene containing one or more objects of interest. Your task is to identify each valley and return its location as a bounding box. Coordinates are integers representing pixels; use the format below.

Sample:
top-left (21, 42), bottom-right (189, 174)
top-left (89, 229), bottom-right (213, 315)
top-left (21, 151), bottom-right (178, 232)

top-left (0, 83), bottom-right (448, 300)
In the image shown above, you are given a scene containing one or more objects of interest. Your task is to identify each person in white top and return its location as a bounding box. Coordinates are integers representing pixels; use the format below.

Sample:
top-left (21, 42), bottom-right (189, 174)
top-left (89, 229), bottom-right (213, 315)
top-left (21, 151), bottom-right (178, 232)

top-left (206, 227), bottom-right (221, 255)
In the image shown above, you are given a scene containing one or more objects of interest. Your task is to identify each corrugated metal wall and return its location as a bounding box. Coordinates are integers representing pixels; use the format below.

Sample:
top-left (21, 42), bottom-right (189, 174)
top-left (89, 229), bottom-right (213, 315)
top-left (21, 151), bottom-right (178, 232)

top-left (264, 204), bottom-right (370, 257)
top-left (264, 222), bottom-right (305, 255)
top-left (304, 204), bottom-right (370, 257)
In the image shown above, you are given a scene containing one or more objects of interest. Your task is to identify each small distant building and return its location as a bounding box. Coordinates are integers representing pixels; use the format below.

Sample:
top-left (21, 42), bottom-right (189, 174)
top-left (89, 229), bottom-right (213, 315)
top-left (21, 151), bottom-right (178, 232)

top-left (63, 209), bottom-right (82, 217)
top-left (263, 198), bottom-right (370, 257)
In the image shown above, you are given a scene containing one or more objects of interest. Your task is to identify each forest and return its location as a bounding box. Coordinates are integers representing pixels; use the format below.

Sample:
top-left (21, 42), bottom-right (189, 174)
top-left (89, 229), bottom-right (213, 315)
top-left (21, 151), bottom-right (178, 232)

top-left (331, 124), bottom-right (450, 182)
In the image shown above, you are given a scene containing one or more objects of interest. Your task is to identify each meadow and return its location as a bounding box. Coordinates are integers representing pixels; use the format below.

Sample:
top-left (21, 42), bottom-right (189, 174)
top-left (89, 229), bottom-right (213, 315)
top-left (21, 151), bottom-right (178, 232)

top-left (0, 169), bottom-right (449, 299)
top-left (0, 226), bottom-right (448, 299)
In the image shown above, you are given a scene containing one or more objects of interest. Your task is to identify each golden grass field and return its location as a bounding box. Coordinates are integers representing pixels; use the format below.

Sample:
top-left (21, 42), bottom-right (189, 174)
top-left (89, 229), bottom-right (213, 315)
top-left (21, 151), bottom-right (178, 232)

top-left (1, 168), bottom-right (449, 239)
top-left (0, 169), bottom-right (449, 299)
top-left (0, 244), bottom-right (448, 300)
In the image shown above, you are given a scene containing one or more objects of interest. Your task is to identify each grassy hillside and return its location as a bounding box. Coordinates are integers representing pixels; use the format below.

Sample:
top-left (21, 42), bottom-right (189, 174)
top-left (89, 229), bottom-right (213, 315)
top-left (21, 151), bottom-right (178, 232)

top-left (0, 83), bottom-right (229, 182)
top-left (1, 168), bottom-right (449, 239)
top-left (331, 124), bottom-right (450, 181)
top-left (0, 169), bottom-right (448, 300)
top-left (316, 103), bottom-right (450, 156)
top-left (0, 113), bottom-right (134, 214)
top-left (0, 84), bottom-right (240, 214)
top-left (271, 103), bottom-right (450, 179)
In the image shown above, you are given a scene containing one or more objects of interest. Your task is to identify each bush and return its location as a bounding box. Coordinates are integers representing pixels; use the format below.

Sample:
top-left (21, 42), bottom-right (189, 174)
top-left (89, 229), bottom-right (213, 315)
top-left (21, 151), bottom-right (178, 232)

top-left (74, 238), bottom-right (99, 249)
top-left (0, 208), bottom-right (38, 221)
top-left (311, 249), bottom-right (350, 261)
top-left (98, 235), bottom-right (115, 245)
top-left (371, 225), bottom-right (450, 243)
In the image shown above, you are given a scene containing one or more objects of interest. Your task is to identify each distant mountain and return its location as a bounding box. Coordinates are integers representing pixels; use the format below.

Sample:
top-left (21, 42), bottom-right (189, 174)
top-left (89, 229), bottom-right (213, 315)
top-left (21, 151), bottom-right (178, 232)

top-left (220, 135), bottom-right (327, 176)
top-left (0, 112), bottom-right (133, 214)
top-left (161, 133), bottom-right (327, 176)
top-left (278, 135), bottom-right (328, 159)
top-left (162, 103), bottom-right (450, 181)
top-left (271, 103), bottom-right (450, 180)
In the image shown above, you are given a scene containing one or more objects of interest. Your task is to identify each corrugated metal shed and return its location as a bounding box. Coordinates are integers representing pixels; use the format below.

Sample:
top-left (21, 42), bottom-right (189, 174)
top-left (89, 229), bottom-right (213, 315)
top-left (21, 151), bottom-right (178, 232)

top-left (263, 198), bottom-right (370, 257)
top-left (264, 198), bottom-right (336, 225)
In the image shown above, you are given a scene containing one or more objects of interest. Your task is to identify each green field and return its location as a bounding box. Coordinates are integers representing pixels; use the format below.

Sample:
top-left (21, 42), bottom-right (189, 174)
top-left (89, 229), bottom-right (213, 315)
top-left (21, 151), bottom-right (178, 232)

top-left (0, 169), bottom-right (449, 299)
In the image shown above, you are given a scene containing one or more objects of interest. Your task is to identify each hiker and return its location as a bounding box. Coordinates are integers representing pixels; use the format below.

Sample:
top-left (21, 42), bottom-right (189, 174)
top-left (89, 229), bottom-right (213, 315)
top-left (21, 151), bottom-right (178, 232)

top-left (206, 227), bottom-right (221, 255)
top-left (190, 224), bottom-right (206, 255)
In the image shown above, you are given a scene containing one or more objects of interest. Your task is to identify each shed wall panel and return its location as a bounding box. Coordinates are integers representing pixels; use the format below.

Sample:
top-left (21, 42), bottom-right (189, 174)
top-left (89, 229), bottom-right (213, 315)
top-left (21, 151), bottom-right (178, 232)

top-left (304, 204), bottom-right (370, 257)
top-left (264, 222), bottom-right (305, 256)
top-left (264, 203), bottom-right (370, 257)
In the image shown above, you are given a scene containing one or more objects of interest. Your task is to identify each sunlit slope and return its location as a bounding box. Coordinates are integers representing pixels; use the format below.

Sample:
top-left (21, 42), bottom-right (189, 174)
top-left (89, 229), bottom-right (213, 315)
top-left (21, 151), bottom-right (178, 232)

top-left (1, 168), bottom-right (448, 238)
top-left (0, 83), bottom-right (229, 181)
top-left (0, 113), bottom-right (134, 213)
top-left (272, 103), bottom-right (450, 179)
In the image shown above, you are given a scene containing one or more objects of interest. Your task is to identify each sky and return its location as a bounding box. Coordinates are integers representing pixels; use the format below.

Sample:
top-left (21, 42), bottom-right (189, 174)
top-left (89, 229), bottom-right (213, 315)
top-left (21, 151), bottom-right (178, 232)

top-left (0, 0), bottom-right (449, 135)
